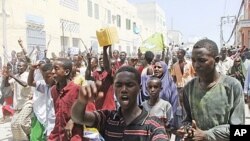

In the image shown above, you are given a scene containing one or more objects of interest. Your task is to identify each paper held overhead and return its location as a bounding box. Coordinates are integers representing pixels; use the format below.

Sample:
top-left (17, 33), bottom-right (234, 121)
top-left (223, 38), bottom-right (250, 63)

top-left (96, 26), bottom-right (119, 47)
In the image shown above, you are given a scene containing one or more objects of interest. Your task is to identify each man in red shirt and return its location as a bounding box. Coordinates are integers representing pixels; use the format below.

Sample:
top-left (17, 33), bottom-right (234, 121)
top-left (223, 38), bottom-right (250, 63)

top-left (88, 46), bottom-right (115, 110)
top-left (49, 58), bottom-right (83, 141)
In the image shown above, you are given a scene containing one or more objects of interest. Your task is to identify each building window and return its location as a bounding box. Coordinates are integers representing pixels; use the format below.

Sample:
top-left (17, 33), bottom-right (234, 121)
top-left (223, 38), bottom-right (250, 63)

top-left (117, 15), bottom-right (121, 27)
top-left (104, 9), bottom-right (111, 24)
top-left (87, 0), bottom-right (93, 17)
top-left (107, 10), bottom-right (111, 24)
top-left (26, 28), bottom-right (46, 60)
top-left (26, 15), bottom-right (46, 60)
top-left (60, 19), bottom-right (80, 33)
top-left (126, 19), bottom-right (131, 30)
top-left (72, 38), bottom-right (80, 48)
top-left (60, 0), bottom-right (79, 11)
top-left (94, 3), bottom-right (99, 19)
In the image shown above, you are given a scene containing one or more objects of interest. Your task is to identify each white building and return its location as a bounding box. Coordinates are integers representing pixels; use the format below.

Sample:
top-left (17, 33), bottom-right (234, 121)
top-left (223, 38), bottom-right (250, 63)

top-left (133, 1), bottom-right (167, 38)
top-left (0, 0), bottom-right (153, 65)
top-left (167, 30), bottom-right (183, 47)
top-left (132, 1), bottom-right (168, 44)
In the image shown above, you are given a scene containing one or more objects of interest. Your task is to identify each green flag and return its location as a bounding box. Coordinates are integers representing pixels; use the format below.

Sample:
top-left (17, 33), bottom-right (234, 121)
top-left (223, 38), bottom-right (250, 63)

top-left (140, 33), bottom-right (165, 53)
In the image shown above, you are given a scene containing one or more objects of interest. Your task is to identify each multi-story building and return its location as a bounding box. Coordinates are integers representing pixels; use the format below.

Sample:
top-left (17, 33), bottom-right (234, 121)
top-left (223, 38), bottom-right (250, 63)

top-left (167, 30), bottom-right (183, 46)
top-left (1, 0), bottom-right (160, 64)
top-left (237, 0), bottom-right (250, 48)
top-left (1, 0), bottom-right (89, 63)
top-left (133, 1), bottom-right (167, 42)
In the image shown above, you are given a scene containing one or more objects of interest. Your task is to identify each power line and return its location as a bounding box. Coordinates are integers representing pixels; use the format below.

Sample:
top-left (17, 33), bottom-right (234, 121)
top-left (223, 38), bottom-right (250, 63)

top-left (223, 0), bottom-right (244, 44)
top-left (220, 15), bottom-right (236, 46)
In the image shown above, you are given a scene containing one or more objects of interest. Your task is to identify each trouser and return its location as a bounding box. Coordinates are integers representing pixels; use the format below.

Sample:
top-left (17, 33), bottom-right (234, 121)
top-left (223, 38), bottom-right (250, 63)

top-left (30, 114), bottom-right (46, 141)
top-left (11, 101), bottom-right (32, 141)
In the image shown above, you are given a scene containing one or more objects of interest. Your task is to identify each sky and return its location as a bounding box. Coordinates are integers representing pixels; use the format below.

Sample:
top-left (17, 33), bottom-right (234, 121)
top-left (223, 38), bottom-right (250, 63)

top-left (128, 0), bottom-right (242, 46)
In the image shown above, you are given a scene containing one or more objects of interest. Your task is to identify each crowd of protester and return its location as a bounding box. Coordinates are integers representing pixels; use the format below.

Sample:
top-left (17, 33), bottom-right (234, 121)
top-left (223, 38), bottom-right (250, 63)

top-left (0, 38), bottom-right (248, 141)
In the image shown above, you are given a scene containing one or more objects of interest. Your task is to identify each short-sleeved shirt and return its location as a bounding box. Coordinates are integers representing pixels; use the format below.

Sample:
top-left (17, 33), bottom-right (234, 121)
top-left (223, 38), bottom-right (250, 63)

top-left (216, 57), bottom-right (234, 75)
top-left (171, 60), bottom-right (195, 88)
top-left (35, 80), bottom-right (55, 136)
top-left (92, 107), bottom-right (169, 141)
top-left (9, 71), bottom-right (32, 110)
top-left (49, 81), bottom-right (83, 141)
top-left (142, 99), bottom-right (173, 126)
top-left (92, 70), bottom-right (115, 110)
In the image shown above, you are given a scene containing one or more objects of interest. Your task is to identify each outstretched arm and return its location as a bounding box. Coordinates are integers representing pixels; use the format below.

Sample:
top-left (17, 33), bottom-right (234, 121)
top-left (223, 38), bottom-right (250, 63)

top-left (71, 81), bottom-right (103, 126)
top-left (103, 45), bottom-right (111, 72)
top-left (10, 73), bottom-right (28, 87)
top-left (85, 53), bottom-right (94, 81)
top-left (27, 64), bottom-right (39, 87)
top-left (18, 39), bottom-right (31, 63)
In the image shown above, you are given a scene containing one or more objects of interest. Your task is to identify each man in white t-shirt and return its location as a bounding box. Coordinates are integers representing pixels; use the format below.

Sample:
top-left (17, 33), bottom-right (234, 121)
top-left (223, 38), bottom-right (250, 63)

top-left (28, 62), bottom-right (56, 139)
top-left (216, 47), bottom-right (234, 74)
top-left (5, 60), bottom-right (33, 140)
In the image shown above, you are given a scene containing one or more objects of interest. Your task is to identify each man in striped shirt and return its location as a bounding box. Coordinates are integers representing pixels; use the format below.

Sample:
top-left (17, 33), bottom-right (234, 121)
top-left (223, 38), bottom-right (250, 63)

top-left (72, 66), bottom-right (169, 141)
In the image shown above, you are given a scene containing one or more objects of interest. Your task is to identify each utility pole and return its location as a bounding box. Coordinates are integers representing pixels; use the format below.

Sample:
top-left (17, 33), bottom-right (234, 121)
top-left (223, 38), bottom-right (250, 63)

top-left (220, 16), bottom-right (236, 47)
top-left (220, 17), bottom-right (224, 48)
top-left (2, 0), bottom-right (7, 64)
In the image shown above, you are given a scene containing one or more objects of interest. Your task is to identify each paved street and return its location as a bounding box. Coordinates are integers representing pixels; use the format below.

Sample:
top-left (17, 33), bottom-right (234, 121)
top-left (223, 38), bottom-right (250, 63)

top-left (0, 104), bottom-right (250, 141)
top-left (0, 109), bottom-right (12, 141)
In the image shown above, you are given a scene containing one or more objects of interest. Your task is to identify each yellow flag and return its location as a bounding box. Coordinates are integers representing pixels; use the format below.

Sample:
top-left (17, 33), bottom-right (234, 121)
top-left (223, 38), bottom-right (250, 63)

top-left (140, 33), bottom-right (164, 53)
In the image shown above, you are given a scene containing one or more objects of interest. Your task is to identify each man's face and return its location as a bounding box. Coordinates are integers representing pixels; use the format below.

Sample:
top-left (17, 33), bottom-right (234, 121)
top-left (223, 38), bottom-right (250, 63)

top-left (177, 50), bottom-right (185, 60)
top-left (113, 51), bottom-right (119, 59)
top-left (147, 80), bottom-right (161, 99)
top-left (11, 51), bottom-right (16, 58)
top-left (16, 52), bottom-right (24, 61)
top-left (17, 61), bottom-right (27, 74)
top-left (42, 69), bottom-right (55, 86)
top-left (99, 57), bottom-right (104, 68)
top-left (114, 71), bottom-right (140, 110)
top-left (52, 61), bottom-right (69, 83)
top-left (6, 64), bottom-right (12, 72)
top-left (128, 58), bottom-right (134, 66)
top-left (119, 52), bottom-right (126, 61)
top-left (192, 47), bottom-right (217, 78)
top-left (73, 56), bottom-right (81, 67)
top-left (234, 58), bottom-right (241, 66)
top-left (220, 48), bottom-right (227, 58)
top-left (91, 58), bottom-right (98, 69)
